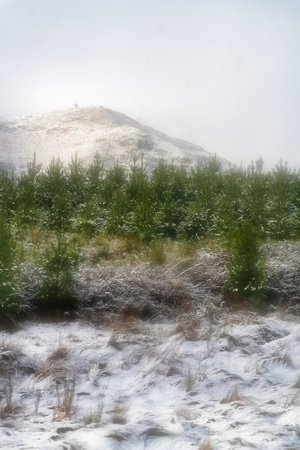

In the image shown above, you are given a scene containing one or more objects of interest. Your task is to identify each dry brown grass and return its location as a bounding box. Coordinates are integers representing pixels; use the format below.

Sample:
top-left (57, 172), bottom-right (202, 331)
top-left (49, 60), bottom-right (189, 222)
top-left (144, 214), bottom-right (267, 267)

top-left (107, 313), bottom-right (152, 352)
top-left (87, 234), bottom-right (144, 265)
top-left (76, 261), bottom-right (200, 326)
top-left (82, 402), bottom-right (104, 425)
top-left (174, 312), bottom-right (199, 340)
top-left (215, 310), bottom-right (258, 342)
top-left (147, 239), bottom-right (167, 265)
top-left (34, 346), bottom-right (70, 383)
top-left (184, 367), bottom-right (198, 392)
top-left (0, 378), bottom-right (22, 419)
top-left (293, 374), bottom-right (300, 389)
top-left (199, 436), bottom-right (214, 450)
top-left (109, 397), bottom-right (128, 424)
top-left (34, 365), bottom-right (68, 383)
top-left (47, 346), bottom-right (69, 362)
top-left (110, 314), bottom-right (149, 337)
top-left (53, 377), bottom-right (76, 420)
top-left (220, 385), bottom-right (243, 404)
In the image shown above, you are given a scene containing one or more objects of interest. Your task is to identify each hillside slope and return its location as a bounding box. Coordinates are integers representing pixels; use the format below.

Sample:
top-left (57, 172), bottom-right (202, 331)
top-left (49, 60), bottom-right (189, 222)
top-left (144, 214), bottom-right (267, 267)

top-left (0, 106), bottom-right (229, 173)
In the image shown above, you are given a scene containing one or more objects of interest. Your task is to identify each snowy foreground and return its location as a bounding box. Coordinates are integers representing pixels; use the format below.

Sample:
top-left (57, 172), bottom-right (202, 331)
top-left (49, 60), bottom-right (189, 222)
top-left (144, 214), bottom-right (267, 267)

top-left (1, 310), bottom-right (300, 450)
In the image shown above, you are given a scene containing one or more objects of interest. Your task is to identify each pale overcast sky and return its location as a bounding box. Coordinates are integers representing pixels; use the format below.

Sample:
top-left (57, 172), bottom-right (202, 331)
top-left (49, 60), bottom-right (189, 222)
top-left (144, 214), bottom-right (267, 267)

top-left (0, 0), bottom-right (300, 170)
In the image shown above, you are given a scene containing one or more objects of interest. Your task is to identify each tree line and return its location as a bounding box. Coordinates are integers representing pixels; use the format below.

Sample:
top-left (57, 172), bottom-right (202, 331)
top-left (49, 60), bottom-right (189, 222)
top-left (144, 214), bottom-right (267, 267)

top-left (0, 154), bottom-right (299, 242)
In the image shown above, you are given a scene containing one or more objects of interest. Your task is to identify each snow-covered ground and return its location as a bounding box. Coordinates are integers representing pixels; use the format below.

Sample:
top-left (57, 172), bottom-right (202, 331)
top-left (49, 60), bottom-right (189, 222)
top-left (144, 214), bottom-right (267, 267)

top-left (1, 243), bottom-right (300, 449)
top-left (1, 309), bottom-right (300, 449)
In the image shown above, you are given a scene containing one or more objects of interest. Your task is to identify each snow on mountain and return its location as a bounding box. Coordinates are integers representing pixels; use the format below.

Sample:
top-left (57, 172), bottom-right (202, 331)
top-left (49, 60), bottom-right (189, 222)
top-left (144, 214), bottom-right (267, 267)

top-left (0, 106), bottom-right (229, 174)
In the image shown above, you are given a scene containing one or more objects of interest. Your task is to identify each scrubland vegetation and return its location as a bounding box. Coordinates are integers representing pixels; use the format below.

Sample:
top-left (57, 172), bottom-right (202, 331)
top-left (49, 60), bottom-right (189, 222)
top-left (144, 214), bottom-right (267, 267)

top-left (2, 154), bottom-right (300, 449)
top-left (0, 153), bottom-right (299, 325)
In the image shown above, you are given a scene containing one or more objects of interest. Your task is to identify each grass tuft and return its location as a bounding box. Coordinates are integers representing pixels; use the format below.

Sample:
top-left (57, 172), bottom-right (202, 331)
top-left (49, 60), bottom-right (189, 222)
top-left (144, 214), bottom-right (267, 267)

top-left (0, 378), bottom-right (22, 418)
top-left (110, 397), bottom-right (128, 424)
top-left (53, 377), bottom-right (76, 420)
top-left (220, 385), bottom-right (243, 404)
top-left (82, 402), bottom-right (104, 425)
top-left (199, 436), bottom-right (214, 450)
top-left (47, 345), bottom-right (69, 362)
top-left (185, 366), bottom-right (197, 392)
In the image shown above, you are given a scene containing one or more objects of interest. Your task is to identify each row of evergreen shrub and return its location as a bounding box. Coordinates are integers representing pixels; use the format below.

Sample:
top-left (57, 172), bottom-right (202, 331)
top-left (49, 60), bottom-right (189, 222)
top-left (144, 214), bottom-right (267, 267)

top-left (1, 154), bottom-right (299, 242)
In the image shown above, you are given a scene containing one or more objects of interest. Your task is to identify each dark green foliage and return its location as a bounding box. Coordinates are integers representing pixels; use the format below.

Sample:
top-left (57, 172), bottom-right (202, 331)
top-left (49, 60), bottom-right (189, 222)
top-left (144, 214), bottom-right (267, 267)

top-left (0, 171), bottom-right (17, 217)
top-left (240, 159), bottom-right (268, 236)
top-left (34, 158), bottom-right (74, 231)
top-left (102, 162), bottom-right (127, 206)
top-left (35, 158), bottom-right (67, 209)
top-left (49, 190), bottom-right (73, 231)
top-left (67, 154), bottom-right (87, 206)
top-left (72, 199), bottom-right (104, 237)
top-left (155, 197), bottom-right (186, 239)
top-left (151, 159), bottom-right (173, 204)
top-left (0, 213), bottom-right (20, 315)
top-left (86, 152), bottom-right (104, 196)
top-left (127, 197), bottom-right (157, 241)
top-left (151, 161), bottom-right (191, 205)
top-left (37, 234), bottom-right (80, 311)
top-left (15, 155), bottom-right (42, 227)
top-left (266, 160), bottom-right (296, 239)
top-left (189, 158), bottom-right (222, 237)
top-left (225, 221), bottom-right (266, 302)
top-left (105, 189), bottom-right (128, 235)
top-left (180, 199), bottom-right (210, 240)
top-left (126, 157), bottom-right (149, 204)
top-left (124, 158), bottom-right (157, 241)
top-left (213, 167), bottom-right (244, 235)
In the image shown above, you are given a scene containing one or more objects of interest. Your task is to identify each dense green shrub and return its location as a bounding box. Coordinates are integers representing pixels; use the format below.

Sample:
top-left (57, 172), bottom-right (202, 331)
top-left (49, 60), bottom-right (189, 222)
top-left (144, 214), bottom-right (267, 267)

top-left (127, 197), bottom-right (157, 241)
top-left (72, 200), bottom-right (104, 237)
top-left (0, 171), bottom-right (17, 217)
top-left (155, 196), bottom-right (186, 239)
top-left (225, 220), bottom-right (266, 302)
top-left (86, 152), bottom-right (104, 196)
top-left (105, 189), bottom-right (128, 235)
top-left (35, 158), bottom-right (67, 209)
top-left (102, 162), bottom-right (127, 207)
top-left (180, 199), bottom-right (211, 240)
top-left (126, 157), bottom-right (149, 204)
top-left (0, 213), bottom-right (20, 315)
top-left (37, 234), bottom-right (80, 311)
top-left (67, 154), bottom-right (87, 207)
top-left (49, 190), bottom-right (73, 231)
top-left (240, 159), bottom-right (268, 236)
top-left (213, 167), bottom-right (244, 235)
top-left (266, 160), bottom-right (296, 239)
top-left (15, 155), bottom-right (41, 227)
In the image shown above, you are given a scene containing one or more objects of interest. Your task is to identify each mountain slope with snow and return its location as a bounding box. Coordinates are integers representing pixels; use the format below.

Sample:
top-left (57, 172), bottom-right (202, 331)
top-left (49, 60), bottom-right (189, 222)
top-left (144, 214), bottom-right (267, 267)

top-left (0, 106), bottom-right (229, 174)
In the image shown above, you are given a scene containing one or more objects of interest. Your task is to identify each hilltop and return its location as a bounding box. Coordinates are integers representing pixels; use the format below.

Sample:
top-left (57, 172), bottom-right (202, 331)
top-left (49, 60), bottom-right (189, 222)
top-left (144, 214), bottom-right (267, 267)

top-left (0, 106), bottom-right (229, 174)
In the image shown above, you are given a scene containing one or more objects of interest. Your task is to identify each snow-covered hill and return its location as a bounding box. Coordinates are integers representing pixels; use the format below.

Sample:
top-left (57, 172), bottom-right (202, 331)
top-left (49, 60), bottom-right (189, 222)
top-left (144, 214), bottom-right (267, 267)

top-left (0, 106), bottom-right (229, 174)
